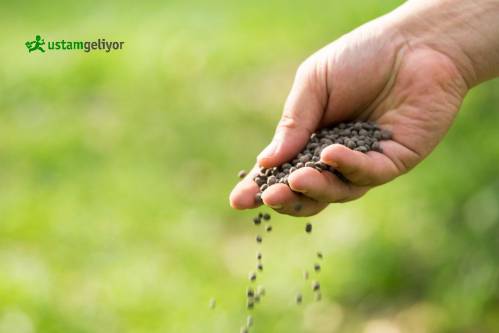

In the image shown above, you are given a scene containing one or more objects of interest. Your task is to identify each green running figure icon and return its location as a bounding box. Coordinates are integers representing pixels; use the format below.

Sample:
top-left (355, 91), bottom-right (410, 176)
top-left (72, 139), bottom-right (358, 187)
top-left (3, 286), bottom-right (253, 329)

top-left (25, 35), bottom-right (45, 53)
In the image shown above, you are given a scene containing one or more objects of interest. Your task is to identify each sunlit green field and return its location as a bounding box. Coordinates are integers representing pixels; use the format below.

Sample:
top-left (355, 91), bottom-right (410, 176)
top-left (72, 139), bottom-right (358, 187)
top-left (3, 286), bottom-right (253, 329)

top-left (1, 1), bottom-right (499, 332)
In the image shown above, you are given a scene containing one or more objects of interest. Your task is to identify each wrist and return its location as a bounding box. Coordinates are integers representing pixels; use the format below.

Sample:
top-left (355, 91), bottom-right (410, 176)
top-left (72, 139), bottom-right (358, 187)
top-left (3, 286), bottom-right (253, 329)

top-left (389, 0), bottom-right (499, 88)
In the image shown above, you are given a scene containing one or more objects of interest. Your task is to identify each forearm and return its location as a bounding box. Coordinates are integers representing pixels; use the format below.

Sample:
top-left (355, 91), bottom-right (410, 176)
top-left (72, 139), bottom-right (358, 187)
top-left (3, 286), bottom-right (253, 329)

top-left (389, 0), bottom-right (499, 88)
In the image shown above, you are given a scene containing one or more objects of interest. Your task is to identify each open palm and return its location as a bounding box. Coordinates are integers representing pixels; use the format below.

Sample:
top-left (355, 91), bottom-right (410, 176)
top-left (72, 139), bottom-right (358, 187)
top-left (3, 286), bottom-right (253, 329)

top-left (231, 15), bottom-right (469, 216)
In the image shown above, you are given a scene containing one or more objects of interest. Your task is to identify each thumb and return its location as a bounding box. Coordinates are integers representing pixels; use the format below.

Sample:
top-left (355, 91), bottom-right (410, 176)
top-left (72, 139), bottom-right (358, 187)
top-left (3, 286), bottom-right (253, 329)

top-left (257, 61), bottom-right (326, 168)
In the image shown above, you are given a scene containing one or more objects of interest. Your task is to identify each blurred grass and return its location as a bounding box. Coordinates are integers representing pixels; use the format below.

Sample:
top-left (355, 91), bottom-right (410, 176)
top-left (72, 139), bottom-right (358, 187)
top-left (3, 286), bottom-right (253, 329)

top-left (1, 0), bottom-right (499, 332)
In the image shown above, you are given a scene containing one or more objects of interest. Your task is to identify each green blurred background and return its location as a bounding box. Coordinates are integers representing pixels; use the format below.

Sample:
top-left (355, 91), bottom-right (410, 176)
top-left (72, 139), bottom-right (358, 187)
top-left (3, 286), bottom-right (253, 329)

top-left (1, 0), bottom-right (499, 332)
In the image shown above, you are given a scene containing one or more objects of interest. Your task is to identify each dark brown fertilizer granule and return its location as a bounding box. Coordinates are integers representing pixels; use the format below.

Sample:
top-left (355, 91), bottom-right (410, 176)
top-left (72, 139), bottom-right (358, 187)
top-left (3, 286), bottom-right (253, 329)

top-left (238, 170), bottom-right (247, 179)
top-left (262, 213), bottom-right (271, 221)
top-left (305, 223), bottom-right (312, 233)
top-left (257, 263), bottom-right (263, 271)
top-left (247, 315), bottom-right (253, 327)
top-left (253, 216), bottom-right (261, 225)
top-left (314, 263), bottom-right (321, 272)
top-left (265, 225), bottom-right (272, 233)
top-left (248, 272), bottom-right (257, 282)
top-left (253, 122), bottom-right (391, 198)
top-left (317, 252), bottom-right (323, 259)
top-left (247, 287), bottom-right (255, 298)
top-left (255, 192), bottom-right (263, 205)
top-left (296, 293), bottom-right (303, 305)
top-left (256, 252), bottom-right (262, 260)
top-left (256, 235), bottom-right (262, 243)
top-left (312, 281), bottom-right (320, 292)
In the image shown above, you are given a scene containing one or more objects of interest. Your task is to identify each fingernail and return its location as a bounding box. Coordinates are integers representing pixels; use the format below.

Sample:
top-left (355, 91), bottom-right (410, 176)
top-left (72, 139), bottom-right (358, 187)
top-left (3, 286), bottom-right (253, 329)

top-left (258, 140), bottom-right (278, 161)
top-left (289, 183), bottom-right (306, 194)
top-left (328, 160), bottom-right (338, 168)
top-left (320, 156), bottom-right (338, 168)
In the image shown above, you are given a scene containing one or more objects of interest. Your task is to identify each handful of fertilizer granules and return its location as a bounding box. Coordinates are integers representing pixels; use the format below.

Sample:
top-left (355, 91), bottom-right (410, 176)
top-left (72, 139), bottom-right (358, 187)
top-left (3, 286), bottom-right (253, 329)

top-left (253, 121), bottom-right (392, 202)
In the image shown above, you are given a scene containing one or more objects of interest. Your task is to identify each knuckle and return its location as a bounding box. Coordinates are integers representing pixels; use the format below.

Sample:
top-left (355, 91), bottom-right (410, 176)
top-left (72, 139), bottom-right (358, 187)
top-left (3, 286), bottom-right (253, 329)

top-left (295, 57), bottom-right (314, 80)
top-left (295, 53), bottom-right (324, 85)
top-left (295, 61), bottom-right (309, 78)
top-left (277, 113), bottom-right (300, 131)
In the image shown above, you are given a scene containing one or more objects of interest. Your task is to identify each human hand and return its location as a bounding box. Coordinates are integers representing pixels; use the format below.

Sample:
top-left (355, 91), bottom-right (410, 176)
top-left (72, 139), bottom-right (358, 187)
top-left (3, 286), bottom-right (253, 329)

top-left (230, 0), bottom-right (499, 216)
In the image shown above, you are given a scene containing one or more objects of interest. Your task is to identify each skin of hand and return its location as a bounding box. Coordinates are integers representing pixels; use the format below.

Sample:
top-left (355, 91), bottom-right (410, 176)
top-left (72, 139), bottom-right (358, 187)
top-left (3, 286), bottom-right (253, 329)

top-left (230, 0), bottom-right (499, 216)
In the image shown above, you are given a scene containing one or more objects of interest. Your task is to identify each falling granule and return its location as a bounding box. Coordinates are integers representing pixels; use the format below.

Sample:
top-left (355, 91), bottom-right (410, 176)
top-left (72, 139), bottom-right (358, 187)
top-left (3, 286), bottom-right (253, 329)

top-left (247, 287), bottom-right (255, 298)
top-left (257, 263), bottom-right (263, 272)
top-left (208, 298), bottom-right (216, 309)
top-left (317, 252), bottom-right (323, 259)
top-left (303, 270), bottom-right (309, 280)
top-left (253, 216), bottom-right (261, 225)
top-left (296, 292), bottom-right (303, 305)
top-left (256, 235), bottom-right (263, 243)
top-left (262, 213), bottom-right (271, 221)
top-left (312, 281), bottom-right (320, 292)
top-left (265, 225), bottom-right (272, 233)
top-left (248, 272), bottom-right (257, 282)
top-left (246, 315), bottom-right (253, 327)
top-left (256, 252), bottom-right (262, 260)
top-left (238, 170), bottom-right (247, 179)
top-left (254, 294), bottom-right (261, 303)
top-left (315, 292), bottom-right (322, 301)
top-left (256, 285), bottom-right (266, 297)
top-left (314, 263), bottom-right (321, 272)
top-left (240, 326), bottom-right (249, 333)
top-left (305, 223), bottom-right (312, 233)
top-left (247, 299), bottom-right (254, 310)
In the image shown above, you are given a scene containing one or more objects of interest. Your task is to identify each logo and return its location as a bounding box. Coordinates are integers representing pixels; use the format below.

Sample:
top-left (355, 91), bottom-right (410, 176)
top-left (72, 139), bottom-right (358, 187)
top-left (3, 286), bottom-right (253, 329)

top-left (25, 35), bottom-right (125, 54)
top-left (25, 35), bottom-right (46, 53)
